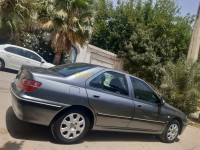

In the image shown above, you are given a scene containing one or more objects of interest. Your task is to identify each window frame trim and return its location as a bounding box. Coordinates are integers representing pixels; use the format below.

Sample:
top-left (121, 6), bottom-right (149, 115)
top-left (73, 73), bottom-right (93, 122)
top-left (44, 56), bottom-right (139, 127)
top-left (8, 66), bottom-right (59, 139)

top-left (87, 69), bottom-right (131, 98)
top-left (5, 46), bottom-right (25, 57)
top-left (129, 76), bottom-right (161, 104)
top-left (24, 50), bottom-right (42, 62)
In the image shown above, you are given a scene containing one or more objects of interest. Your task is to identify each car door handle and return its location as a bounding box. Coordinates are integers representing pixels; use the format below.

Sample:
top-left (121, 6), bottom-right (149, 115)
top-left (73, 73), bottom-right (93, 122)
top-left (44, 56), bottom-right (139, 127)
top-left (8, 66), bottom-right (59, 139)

top-left (93, 95), bottom-right (100, 98)
top-left (6, 54), bottom-right (11, 57)
top-left (138, 105), bottom-right (142, 108)
top-left (26, 61), bottom-right (30, 63)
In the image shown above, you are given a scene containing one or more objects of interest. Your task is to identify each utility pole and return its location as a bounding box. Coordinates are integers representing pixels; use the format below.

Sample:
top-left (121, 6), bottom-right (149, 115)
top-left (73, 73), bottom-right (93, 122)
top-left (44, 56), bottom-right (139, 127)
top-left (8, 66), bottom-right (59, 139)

top-left (187, 2), bottom-right (200, 61)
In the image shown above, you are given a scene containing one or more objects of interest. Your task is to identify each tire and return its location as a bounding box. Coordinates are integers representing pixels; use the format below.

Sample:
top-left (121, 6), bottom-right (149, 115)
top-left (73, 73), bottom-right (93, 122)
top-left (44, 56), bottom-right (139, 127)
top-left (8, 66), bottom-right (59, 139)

top-left (159, 120), bottom-right (180, 143)
top-left (0, 59), bottom-right (5, 71)
top-left (51, 109), bottom-right (90, 144)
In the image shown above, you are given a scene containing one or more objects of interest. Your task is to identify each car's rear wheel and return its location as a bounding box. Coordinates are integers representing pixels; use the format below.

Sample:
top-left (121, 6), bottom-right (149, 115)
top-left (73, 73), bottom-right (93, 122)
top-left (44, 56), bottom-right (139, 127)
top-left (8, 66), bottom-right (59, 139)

top-left (159, 120), bottom-right (180, 143)
top-left (51, 110), bottom-right (90, 144)
top-left (0, 59), bottom-right (5, 70)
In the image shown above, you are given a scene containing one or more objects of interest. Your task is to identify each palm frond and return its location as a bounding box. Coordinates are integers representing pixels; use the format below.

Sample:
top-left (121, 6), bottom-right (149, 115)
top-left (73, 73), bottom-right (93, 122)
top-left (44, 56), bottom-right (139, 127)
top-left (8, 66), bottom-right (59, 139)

top-left (43, 20), bottom-right (54, 28)
top-left (160, 59), bottom-right (200, 114)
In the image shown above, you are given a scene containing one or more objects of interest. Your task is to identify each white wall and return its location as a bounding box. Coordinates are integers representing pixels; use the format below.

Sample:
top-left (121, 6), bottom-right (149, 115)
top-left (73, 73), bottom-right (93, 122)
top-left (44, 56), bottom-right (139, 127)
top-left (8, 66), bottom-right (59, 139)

top-left (75, 43), bottom-right (123, 71)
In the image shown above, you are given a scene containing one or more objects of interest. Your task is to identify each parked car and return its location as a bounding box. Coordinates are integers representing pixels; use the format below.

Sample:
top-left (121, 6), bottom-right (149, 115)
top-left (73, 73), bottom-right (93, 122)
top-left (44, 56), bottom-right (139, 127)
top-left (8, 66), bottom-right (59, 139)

top-left (0, 44), bottom-right (54, 71)
top-left (10, 63), bottom-right (188, 144)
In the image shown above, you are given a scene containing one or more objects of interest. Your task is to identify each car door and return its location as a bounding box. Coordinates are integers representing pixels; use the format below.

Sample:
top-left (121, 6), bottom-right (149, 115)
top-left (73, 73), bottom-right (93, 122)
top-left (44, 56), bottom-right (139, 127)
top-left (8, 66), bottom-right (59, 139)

top-left (24, 51), bottom-right (42, 67)
top-left (86, 70), bottom-right (134, 128)
top-left (128, 77), bottom-right (165, 131)
top-left (4, 47), bottom-right (25, 70)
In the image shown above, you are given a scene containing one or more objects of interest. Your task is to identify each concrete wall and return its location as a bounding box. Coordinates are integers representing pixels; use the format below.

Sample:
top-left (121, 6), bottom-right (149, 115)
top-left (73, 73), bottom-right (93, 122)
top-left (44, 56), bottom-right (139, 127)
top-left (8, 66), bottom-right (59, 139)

top-left (75, 43), bottom-right (124, 71)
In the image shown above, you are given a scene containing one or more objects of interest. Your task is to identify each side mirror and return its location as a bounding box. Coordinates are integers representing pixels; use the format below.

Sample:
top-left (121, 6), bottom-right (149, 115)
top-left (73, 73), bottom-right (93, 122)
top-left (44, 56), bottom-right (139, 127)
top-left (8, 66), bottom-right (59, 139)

top-left (158, 98), bottom-right (165, 106)
top-left (41, 60), bottom-right (45, 63)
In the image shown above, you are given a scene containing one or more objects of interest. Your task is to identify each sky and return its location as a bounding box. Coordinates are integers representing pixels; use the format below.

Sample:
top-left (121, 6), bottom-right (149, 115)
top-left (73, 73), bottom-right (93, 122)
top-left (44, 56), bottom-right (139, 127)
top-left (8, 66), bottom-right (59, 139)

top-left (112, 0), bottom-right (200, 17)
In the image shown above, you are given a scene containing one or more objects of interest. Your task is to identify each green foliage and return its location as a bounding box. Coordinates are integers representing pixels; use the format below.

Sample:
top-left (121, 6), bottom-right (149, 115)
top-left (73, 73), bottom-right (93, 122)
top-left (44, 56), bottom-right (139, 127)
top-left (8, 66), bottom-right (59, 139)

top-left (0, 0), bottom-right (43, 43)
top-left (0, 0), bottom-right (31, 38)
top-left (159, 60), bottom-right (200, 114)
top-left (41, 0), bottom-right (94, 44)
top-left (38, 0), bottom-right (94, 64)
top-left (90, 0), bottom-right (114, 51)
top-left (18, 31), bottom-right (54, 63)
top-left (91, 0), bottom-right (194, 86)
top-left (0, 0), bottom-right (94, 64)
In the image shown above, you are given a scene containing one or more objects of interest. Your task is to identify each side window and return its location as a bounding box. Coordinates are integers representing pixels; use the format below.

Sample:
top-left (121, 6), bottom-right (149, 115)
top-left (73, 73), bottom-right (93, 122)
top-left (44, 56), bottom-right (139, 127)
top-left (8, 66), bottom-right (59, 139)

top-left (130, 77), bottom-right (159, 103)
top-left (24, 51), bottom-right (41, 62)
top-left (5, 47), bottom-right (14, 53)
top-left (5, 47), bottom-right (24, 56)
top-left (90, 71), bottom-right (129, 96)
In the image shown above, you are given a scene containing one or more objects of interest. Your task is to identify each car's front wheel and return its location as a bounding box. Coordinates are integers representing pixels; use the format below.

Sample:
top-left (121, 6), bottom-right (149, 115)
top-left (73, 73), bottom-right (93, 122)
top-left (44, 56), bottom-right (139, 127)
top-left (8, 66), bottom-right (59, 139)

top-left (159, 120), bottom-right (180, 143)
top-left (51, 110), bottom-right (90, 144)
top-left (0, 59), bottom-right (5, 70)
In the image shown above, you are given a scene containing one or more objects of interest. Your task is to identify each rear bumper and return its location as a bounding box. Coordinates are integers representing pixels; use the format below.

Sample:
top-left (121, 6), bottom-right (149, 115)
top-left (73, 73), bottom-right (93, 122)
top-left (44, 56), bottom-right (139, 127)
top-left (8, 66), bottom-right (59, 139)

top-left (11, 82), bottom-right (63, 126)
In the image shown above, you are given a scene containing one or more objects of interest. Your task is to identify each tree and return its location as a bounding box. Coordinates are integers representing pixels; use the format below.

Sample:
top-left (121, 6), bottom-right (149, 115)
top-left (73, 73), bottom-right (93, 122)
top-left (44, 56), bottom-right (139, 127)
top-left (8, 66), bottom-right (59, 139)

top-left (0, 0), bottom-right (34, 43)
top-left (40, 0), bottom-right (94, 65)
top-left (91, 0), bottom-right (194, 86)
top-left (119, 27), bottom-right (177, 86)
top-left (90, 0), bottom-right (113, 51)
top-left (159, 60), bottom-right (200, 115)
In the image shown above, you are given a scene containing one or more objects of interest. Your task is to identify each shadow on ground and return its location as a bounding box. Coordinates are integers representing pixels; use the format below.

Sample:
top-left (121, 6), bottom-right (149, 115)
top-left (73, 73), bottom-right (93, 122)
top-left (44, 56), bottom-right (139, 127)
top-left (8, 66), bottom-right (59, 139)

top-left (6, 106), bottom-right (161, 144)
top-left (86, 131), bottom-right (159, 142)
top-left (0, 141), bottom-right (24, 150)
top-left (6, 107), bottom-right (54, 142)
top-left (2, 69), bottom-right (18, 74)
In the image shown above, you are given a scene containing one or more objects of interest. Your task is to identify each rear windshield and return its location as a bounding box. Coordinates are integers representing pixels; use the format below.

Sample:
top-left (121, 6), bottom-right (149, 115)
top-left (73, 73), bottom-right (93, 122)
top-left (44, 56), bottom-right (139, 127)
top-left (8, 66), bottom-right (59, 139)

top-left (49, 63), bottom-right (95, 77)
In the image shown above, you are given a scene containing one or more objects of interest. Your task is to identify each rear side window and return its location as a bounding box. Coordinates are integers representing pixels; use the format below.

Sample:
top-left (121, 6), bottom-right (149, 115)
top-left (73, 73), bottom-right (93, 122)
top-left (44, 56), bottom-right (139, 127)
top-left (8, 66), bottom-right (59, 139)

top-left (5, 47), bottom-right (24, 56)
top-left (90, 71), bottom-right (129, 96)
top-left (24, 51), bottom-right (41, 62)
top-left (49, 63), bottom-right (95, 77)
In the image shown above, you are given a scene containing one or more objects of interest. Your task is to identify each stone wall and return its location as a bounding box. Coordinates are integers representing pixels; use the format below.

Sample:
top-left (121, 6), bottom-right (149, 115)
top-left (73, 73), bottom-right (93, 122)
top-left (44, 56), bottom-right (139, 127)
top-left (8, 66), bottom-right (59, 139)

top-left (75, 43), bottom-right (123, 71)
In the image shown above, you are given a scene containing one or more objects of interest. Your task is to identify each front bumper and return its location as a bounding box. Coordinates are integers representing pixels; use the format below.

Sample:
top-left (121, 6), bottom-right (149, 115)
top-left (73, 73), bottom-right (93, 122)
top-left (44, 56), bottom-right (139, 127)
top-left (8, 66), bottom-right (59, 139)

top-left (11, 82), bottom-right (63, 126)
top-left (180, 120), bottom-right (188, 135)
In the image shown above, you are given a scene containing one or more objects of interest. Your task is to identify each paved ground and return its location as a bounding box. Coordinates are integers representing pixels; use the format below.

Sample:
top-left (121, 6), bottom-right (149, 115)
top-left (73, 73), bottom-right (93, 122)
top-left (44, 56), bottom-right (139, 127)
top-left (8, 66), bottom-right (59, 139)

top-left (0, 70), bottom-right (200, 150)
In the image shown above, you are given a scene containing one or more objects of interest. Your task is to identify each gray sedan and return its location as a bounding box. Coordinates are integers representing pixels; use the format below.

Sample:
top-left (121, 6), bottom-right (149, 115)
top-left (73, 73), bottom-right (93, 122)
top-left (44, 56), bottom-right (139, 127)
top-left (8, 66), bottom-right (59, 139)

top-left (10, 63), bottom-right (188, 144)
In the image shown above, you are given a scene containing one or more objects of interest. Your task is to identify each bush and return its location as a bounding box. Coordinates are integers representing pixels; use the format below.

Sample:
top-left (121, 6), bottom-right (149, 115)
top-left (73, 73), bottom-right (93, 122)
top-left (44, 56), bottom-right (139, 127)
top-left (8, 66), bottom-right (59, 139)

top-left (159, 60), bottom-right (200, 115)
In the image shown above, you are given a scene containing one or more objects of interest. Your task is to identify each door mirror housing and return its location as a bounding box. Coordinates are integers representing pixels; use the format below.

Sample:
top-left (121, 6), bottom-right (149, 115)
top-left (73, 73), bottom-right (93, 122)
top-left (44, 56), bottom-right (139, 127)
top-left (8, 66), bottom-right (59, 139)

top-left (41, 60), bottom-right (45, 63)
top-left (158, 98), bottom-right (165, 106)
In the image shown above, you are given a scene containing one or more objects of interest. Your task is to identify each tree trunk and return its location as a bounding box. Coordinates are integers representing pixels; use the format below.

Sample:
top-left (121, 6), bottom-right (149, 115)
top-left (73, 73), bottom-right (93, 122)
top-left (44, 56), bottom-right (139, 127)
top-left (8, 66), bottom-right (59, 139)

top-left (53, 50), bottom-right (62, 65)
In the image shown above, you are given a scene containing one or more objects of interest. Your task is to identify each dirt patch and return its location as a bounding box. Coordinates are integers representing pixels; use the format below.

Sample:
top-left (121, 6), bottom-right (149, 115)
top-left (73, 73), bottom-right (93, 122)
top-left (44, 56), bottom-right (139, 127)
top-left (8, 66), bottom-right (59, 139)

top-left (0, 128), bottom-right (8, 135)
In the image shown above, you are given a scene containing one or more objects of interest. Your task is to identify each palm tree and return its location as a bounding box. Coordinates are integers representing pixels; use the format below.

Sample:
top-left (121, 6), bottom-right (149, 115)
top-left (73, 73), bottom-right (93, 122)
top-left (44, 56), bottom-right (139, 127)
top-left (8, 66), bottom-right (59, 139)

top-left (160, 60), bottom-right (200, 115)
top-left (0, 0), bottom-right (32, 42)
top-left (40, 0), bottom-right (94, 65)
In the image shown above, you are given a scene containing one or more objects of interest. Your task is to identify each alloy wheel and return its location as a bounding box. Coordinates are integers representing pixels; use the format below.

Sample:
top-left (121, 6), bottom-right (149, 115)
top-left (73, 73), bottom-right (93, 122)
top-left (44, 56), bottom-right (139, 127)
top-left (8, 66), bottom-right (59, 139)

top-left (60, 113), bottom-right (85, 139)
top-left (167, 124), bottom-right (179, 141)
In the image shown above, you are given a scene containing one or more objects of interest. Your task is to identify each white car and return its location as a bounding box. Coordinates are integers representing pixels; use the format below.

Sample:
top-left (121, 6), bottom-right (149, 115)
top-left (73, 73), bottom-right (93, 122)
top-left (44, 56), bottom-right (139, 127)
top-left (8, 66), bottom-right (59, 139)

top-left (0, 44), bottom-right (54, 71)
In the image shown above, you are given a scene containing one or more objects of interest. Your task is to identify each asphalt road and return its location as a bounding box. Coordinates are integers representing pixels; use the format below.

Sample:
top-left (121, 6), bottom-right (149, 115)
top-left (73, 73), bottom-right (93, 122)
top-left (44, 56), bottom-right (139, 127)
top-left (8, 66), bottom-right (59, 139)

top-left (0, 69), bottom-right (200, 150)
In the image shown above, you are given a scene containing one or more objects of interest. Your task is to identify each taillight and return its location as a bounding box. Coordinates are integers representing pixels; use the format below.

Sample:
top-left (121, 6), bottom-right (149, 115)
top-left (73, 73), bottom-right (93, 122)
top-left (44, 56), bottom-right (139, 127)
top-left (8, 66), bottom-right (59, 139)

top-left (18, 79), bottom-right (42, 91)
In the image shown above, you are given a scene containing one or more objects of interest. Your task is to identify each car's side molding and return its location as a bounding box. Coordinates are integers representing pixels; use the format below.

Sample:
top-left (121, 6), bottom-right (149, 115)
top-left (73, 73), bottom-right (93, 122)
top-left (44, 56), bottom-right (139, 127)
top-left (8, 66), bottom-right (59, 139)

top-left (97, 113), bottom-right (132, 119)
top-left (97, 113), bottom-right (166, 124)
top-left (132, 118), bottom-right (166, 124)
top-left (10, 88), bottom-right (62, 108)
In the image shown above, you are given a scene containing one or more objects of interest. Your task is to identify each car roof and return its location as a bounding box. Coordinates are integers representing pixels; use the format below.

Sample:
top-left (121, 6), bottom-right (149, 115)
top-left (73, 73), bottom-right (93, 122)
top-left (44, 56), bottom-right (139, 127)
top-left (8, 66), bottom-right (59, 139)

top-left (54, 63), bottom-right (159, 97)
top-left (3, 44), bottom-right (40, 55)
top-left (75, 63), bottom-right (142, 81)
